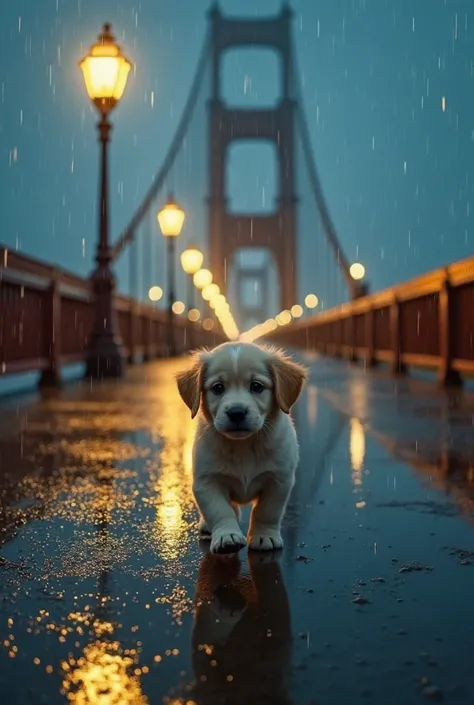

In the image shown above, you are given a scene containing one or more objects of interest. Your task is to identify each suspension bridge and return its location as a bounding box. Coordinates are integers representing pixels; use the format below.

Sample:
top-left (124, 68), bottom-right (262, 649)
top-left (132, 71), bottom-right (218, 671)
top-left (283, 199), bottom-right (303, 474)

top-left (1, 4), bottom-right (473, 389)
top-left (1, 5), bottom-right (474, 704)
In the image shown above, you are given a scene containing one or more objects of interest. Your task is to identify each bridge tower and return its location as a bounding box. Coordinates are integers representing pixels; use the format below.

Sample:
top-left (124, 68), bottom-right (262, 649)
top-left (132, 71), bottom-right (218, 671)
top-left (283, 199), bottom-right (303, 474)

top-left (208, 3), bottom-right (297, 311)
top-left (236, 265), bottom-right (270, 329)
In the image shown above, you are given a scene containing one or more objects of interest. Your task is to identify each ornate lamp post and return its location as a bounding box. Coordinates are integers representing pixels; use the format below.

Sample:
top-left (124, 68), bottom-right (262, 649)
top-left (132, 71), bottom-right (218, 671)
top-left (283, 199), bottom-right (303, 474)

top-left (79, 23), bottom-right (132, 378)
top-left (350, 262), bottom-right (368, 298)
top-left (157, 195), bottom-right (186, 356)
top-left (180, 244), bottom-right (203, 349)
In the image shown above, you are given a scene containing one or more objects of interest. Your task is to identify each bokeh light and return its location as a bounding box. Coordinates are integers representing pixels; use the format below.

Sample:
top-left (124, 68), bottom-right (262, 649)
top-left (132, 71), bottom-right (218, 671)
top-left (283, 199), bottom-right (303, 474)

top-left (148, 286), bottom-right (163, 302)
top-left (171, 301), bottom-right (185, 315)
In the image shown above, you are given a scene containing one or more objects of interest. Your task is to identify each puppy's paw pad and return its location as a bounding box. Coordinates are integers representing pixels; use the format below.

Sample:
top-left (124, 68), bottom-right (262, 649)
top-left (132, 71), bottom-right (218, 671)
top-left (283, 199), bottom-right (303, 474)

top-left (211, 531), bottom-right (247, 555)
top-left (248, 533), bottom-right (283, 551)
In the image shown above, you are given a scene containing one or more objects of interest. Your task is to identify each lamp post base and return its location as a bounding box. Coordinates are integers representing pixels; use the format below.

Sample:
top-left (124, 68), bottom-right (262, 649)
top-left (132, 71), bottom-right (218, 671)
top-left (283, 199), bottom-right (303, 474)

top-left (85, 263), bottom-right (125, 380)
top-left (85, 334), bottom-right (125, 378)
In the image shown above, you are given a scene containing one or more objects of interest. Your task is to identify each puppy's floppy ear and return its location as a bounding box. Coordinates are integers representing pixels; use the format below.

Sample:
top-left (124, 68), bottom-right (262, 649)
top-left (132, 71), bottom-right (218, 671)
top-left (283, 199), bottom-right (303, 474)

top-left (176, 354), bottom-right (205, 418)
top-left (267, 348), bottom-right (308, 414)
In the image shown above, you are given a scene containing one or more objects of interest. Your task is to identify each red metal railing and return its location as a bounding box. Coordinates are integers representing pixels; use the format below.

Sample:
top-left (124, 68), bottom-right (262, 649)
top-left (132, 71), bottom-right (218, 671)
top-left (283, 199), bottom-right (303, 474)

top-left (268, 254), bottom-right (474, 385)
top-left (0, 246), bottom-right (224, 382)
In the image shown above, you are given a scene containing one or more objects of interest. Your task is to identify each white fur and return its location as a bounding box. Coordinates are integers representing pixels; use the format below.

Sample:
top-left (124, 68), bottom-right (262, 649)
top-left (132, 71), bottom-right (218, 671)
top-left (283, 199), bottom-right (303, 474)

top-left (176, 342), bottom-right (307, 554)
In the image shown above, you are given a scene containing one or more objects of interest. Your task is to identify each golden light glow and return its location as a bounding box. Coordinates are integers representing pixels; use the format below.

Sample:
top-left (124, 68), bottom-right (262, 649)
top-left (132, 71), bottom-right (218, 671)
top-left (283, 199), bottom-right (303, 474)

top-left (202, 283), bottom-right (220, 301)
top-left (214, 297), bottom-right (239, 340)
top-left (157, 197), bottom-right (185, 237)
top-left (180, 245), bottom-right (203, 275)
top-left (350, 417), bottom-right (366, 486)
top-left (171, 301), bottom-right (185, 315)
top-left (62, 640), bottom-right (148, 704)
top-left (291, 304), bottom-right (304, 318)
top-left (148, 285), bottom-right (163, 302)
top-left (79, 24), bottom-right (132, 111)
top-left (276, 310), bottom-right (292, 326)
top-left (305, 293), bottom-right (319, 309)
top-left (202, 318), bottom-right (214, 331)
top-left (188, 308), bottom-right (201, 322)
top-left (193, 268), bottom-right (213, 289)
top-left (239, 316), bottom-right (278, 343)
top-left (153, 396), bottom-right (196, 564)
top-left (209, 294), bottom-right (225, 310)
top-left (350, 262), bottom-right (366, 280)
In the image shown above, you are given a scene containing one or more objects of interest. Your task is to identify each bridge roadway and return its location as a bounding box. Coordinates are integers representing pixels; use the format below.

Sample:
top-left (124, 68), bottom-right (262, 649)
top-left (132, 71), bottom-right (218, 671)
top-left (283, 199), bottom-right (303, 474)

top-left (0, 353), bottom-right (473, 704)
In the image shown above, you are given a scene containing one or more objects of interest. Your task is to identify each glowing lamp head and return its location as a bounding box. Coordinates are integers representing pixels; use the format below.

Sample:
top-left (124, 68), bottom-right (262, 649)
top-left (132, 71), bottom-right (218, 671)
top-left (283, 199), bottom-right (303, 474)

top-left (350, 262), bottom-right (366, 280)
top-left (276, 310), bottom-right (292, 326)
top-left (202, 318), bottom-right (214, 331)
top-left (171, 301), bottom-right (185, 315)
top-left (79, 23), bottom-right (132, 113)
top-left (202, 283), bottom-right (220, 301)
top-left (148, 285), bottom-right (163, 302)
top-left (188, 308), bottom-right (201, 322)
top-left (180, 245), bottom-right (204, 275)
top-left (209, 294), bottom-right (226, 310)
top-left (157, 196), bottom-right (186, 237)
top-left (290, 304), bottom-right (304, 318)
top-left (193, 268), bottom-right (213, 289)
top-left (305, 293), bottom-right (319, 309)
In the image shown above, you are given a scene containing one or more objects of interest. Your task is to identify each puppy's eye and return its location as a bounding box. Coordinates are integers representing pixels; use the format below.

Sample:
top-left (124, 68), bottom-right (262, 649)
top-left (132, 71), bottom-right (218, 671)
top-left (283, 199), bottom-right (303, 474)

top-left (250, 381), bottom-right (264, 394)
top-left (211, 383), bottom-right (225, 396)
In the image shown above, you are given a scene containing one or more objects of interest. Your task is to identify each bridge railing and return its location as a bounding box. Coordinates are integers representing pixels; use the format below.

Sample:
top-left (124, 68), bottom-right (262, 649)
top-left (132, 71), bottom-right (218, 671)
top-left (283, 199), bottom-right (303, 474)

top-left (0, 246), bottom-right (223, 383)
top-left (267, 254), bottom-right (474, 385)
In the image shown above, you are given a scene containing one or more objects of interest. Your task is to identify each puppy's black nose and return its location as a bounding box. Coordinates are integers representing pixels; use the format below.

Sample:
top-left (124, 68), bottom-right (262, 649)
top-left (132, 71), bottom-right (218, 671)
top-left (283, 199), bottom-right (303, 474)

top-left (226, 406), bottom-right (248, 424)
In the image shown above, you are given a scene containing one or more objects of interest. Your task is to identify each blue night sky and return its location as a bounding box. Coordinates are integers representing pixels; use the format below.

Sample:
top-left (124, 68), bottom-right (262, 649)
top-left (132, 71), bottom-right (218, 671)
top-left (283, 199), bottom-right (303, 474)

top-left (1, 0), bottom-right (474, 309)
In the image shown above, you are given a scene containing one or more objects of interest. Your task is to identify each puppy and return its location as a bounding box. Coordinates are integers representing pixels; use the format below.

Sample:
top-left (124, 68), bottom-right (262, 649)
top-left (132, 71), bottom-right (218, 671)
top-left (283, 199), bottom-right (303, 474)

top-left (176, 341), bottom-right (307, 554)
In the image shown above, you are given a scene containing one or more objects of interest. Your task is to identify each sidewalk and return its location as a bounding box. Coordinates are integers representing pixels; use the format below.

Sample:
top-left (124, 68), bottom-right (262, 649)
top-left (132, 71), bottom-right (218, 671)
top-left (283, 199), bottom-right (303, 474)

top-left (0, 355), bottom-right (473, 704)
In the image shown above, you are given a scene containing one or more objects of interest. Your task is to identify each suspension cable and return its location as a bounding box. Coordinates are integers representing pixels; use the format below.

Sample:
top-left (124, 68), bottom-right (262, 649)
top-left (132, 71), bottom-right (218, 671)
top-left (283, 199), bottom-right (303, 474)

top-left (291, 46), bottom-right (356, 298)
top-left (111, 33), bottom-right (211, 262)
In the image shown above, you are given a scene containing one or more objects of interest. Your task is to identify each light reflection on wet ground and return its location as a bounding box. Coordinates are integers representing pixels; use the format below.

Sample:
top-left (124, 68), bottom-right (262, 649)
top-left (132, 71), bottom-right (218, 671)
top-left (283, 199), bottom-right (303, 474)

top-left (1, 355), bottom-right (474, 704)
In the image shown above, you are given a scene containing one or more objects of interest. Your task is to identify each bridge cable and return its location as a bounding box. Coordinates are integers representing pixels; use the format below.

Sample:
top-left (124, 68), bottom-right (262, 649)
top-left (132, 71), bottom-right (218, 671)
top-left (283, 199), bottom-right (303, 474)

top-left (291, 46), bottom-right (356, 299)
top-left (112, 33), bottom-right (211, 262)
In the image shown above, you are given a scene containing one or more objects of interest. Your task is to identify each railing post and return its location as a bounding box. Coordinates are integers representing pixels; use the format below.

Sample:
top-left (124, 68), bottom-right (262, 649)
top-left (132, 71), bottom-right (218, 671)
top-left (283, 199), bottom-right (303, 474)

top-left (39, 270), bottom-right (62, 387)
top-left (348, 310), bottom-right (356, 362)
top-left (365, 307), bottom-right (376, 368)
top-left (438, 276), bottom-right (462, 386)
top-left (390, 296), bottom-right (406, 376)
top-left (334, 318), bottom-right (343, 357)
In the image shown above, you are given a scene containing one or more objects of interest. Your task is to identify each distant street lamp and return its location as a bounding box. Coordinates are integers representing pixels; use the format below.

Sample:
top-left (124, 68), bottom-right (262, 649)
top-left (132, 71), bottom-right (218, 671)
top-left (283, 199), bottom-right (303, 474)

top-left (305, 293), bottom-right (319, 310)
top-left (349, 262), bottom-right (366, 281)
top-left (193, 268), bottom-right (213, 290)
top-left (290, 304), bottom-right (304, 318)
top-left (180, 244), bottom-right (203, 348)
top-left (350, 262), bottom-right (369, 298)
top-left (157, 195), bottom-right (186, 356)
top-left (80, 23), bottom-right (132, 378)
top-left (148, 285), bottom-right (163, 303)
top-left (202, 283), bottom-right (220, 301)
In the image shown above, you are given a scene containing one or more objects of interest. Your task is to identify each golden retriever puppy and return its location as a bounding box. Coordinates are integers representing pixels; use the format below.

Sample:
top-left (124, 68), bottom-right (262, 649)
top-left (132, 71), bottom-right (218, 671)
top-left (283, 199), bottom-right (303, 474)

top-left (176, 342), bottom-right (307, 554)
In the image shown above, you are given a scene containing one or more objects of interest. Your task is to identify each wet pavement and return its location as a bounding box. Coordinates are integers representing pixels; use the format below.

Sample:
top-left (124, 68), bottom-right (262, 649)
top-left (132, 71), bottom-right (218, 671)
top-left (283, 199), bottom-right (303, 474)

top-left (1, 353), bottom-right (474, 704)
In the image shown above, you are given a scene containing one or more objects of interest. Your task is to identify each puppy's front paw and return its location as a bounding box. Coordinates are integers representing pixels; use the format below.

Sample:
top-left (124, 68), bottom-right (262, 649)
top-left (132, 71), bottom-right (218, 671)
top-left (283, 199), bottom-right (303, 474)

top-left (210, 530), bottom-right (247, 555)
top-left (248, 531), bottom-right (283, 551)
top-left (198, 518), bottom-right (211, 541)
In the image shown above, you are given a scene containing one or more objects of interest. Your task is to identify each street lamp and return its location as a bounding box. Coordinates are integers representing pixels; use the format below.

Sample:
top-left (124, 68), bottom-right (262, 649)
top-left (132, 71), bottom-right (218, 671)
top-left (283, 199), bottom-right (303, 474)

top-left (305, 293), bottom-right (319, 310)
top-left (80, 23), bottom-right (132, 378)
top-left (180, 244), bottom-right (203, 349)
top-left (350, 262), bottom-right (365, 281)
top-left (148, 285), bottom-right (163, 302)
top-left (193, 268), bottom-right (213, 290)
top-left (157, 195), bottom-right (186, 356)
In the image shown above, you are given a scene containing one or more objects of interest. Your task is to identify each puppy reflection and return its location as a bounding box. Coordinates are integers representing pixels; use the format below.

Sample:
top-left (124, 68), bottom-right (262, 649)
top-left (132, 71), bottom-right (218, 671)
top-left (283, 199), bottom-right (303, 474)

top-left (189, 549), bottom-right (292, 705)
